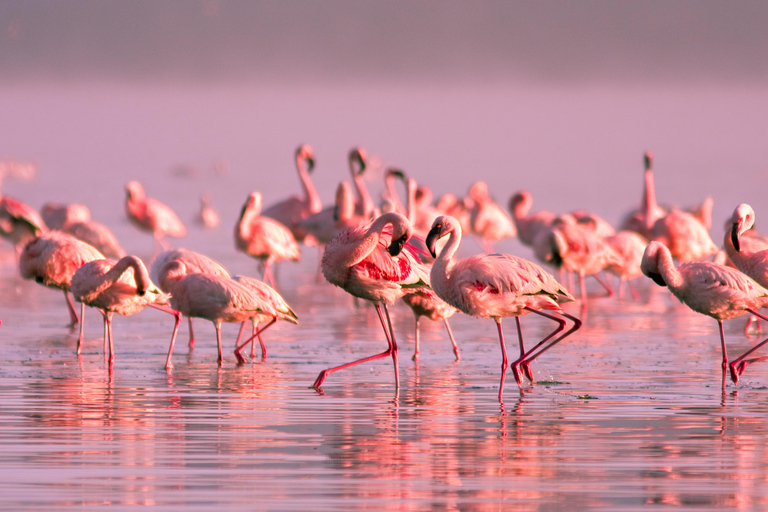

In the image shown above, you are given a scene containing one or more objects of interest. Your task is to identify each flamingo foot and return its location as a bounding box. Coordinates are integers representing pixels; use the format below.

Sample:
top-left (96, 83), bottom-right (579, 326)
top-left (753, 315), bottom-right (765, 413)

top-left (510, 361), bottom-right (524, 387)
top-left (312, 371), bottom-right (328, 389)
top-left (234, 350), bottom-right (247, 365)
top-left (729, 361), bottom-right (746, 384)
top-left (412, 352), bottom-right (419, 362)
top-left (522, 361), bottom-right (535, 384)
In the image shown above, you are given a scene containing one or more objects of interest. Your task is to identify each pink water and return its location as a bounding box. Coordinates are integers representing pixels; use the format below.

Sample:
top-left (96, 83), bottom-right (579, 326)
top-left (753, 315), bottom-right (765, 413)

top-left (2, 83), bottom-right (768, 509)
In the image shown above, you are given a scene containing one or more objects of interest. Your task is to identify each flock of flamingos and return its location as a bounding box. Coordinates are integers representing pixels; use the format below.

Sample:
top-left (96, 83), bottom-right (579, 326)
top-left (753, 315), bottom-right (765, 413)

top-left (2, 146), bottom-right (768, 400)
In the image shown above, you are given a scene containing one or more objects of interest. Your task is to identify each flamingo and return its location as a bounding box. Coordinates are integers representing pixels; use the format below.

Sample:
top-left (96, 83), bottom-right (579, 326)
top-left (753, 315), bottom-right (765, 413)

top-left (231, 274), bottom-right (299, 362)
top-left (125, 180), bottom-right (187, 253)
top-left (41, 202), bottom-right (91, 230)
top-left (604, 231), bottom-right (648, 300)
top-left (19, 231), bottom-right (105, 352)
top-left (649, 209), bottom-right (717, 262)
top-left (197, 193), bottom-right (220, 229)
top-left (43, 201), bottom-right (126, 258)
top-left (401, 289), bottom-right (460, 361)
top-left (235, 191), bottom-right (301, 287)
top-left (158, 260), bottom-right (266, 369)
top-left (508, 191), bottom-right (557, 247)
top-left (262, 144), bottom-right (323, 243)
top-left (466, 181), bottom-right (516, 253)
top-left (313, 211), bottom-right (429, 389)
top-left (0, 196), bottom-right (47, 252)
top-left (620, 151), bottom-right (666, 238)
top-left (70, 255), bottom-right (181, 365)
top-left (425, 215), bottom-right (581, 400)
top-left (641, 241), bottom-right (768, 389)
top-left (348, 147), bottom-right (378, 219)
top-left (151, 247), bottom-right (231, 348)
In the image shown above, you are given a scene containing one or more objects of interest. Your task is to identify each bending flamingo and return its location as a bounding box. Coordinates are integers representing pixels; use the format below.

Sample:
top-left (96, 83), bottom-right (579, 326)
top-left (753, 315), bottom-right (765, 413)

top-left (0, 196), bottom-right (47, 253)
top-left (262, 144), bottom-right (323, 244)
top-left (426, 215), bottom-right (581, 401)
top-left (641, 241), bottom-right (768, 389)
top-left (314, 211), bottom-right (429, 389)
top-left (235, 191), bottom-right (301, 287)
top-left (70, 255), bottom-right (181, 365)
top-left (19, 231), bottom-right (105, 352)
top-left (43, 201), bottom-right (125, 258)
top-left (125, 180), bottom-right (187, 253)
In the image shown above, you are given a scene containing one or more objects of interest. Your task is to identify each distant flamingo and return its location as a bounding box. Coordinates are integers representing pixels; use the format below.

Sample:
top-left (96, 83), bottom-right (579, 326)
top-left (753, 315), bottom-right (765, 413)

top-left (571, 210), bottom-right (616, 238)
top-left (125, 180), bottom-right (187, 253)
top-left (231, 274), bottom-right (299, 362)
top-left (19, 231), bottom-right (105, 352)
top-left (466, 181), bottom-right (516, 253)
top-left (262, 144), bottom-right (323, 243)
top-left (426, 215), bottom-right (581, 400)
top-left (401, 289), bottom-right (460, 361)
top-left (197, 193), bottom-right (220, 229)
top-left (235, 191), bottom-right (301, 286)
top-left (70, 255), bottom-right (181, 365)
top-left (300, 181), bottom-right (371, 246)
top-left (0, 196), bottom-right (47, 252)
top-left (313, 212), bottom-right (429, 389)
top-left (641, 241), bottom-right (768, 389)
top-left (43, 201), bottom-right (125, 258)
top-left (41, 202), bottom-right (91, 230)
top-left (158, 260), bottom-right (265, 369)
top-left (604, 231), bottom-right (647, 300)
top-left (649, 209), bottom-right (717, 262)
top-left (620, 151), bottom-right (666, 238)
top-left (508, 191), bottom-right (557, 247)
top-left (151, 247), bottom-right (231, 348)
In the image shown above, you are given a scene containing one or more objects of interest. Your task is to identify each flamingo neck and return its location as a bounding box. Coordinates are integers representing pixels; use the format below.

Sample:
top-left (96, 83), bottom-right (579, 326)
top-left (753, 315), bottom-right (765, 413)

top-left (431, 225), bottom-right (462, 293)
top-left (643, 168), bottom-right (659, 228)
top-left (297, 155), bottom-right (322, 213)
top-left (106, 256), bottom-right (150, 294)
top-left (354, 173), bottom-right (375, 218)
top-left (655, 246), bottom-right (684, 291)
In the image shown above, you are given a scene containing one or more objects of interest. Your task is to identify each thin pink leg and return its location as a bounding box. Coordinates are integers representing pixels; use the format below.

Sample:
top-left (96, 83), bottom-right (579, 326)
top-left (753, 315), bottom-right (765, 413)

top-left (215, 321), bottom-right (223, 364)
top-left (234, 318), bottom-right (276, 363)
top-left (593, 272), bottom-right (614, 297)
top-left (729, 309), bottom-right (768, 384)
top-left (518, 309), bottom-right (582, 371)
top-left (106, 312), bottom-right (114, 366)
top-left (65, 291), bottom-right (79, 327)
top-left (495, 319), bottom-right (508, 402)
top-left (509, 317), bottom-right (526, 386)
top-left (718, 320), bottom-right (728, 391)
top-left (443, 318), bottom-right (460, 361)
top-left (163, 309), bottom-right (183, 371)
top-left (312, 302), bottom-right (399, 389)
top-left (412, 315), bottom-right (420, 362)
top-left (187, 317), bottom-right (195, 349)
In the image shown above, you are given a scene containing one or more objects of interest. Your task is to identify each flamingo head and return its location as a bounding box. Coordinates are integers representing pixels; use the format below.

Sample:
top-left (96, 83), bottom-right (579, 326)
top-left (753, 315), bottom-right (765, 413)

top-left (296, 144), bottom-right (315, 173)
top-left (641, 241), bottom-right (668, 287)
top-left (426, 215), bottom-right (457, 259)
top-left (125, 181), bottom-right (145, 201)
top-left (644, 151), bottom-right (653, 171)
top-left (388, 232), bottom-right (409, 257)
top-left (731, 203), bottom-right (756, 252)
top-left (348, 147), bottom-right (367, 176)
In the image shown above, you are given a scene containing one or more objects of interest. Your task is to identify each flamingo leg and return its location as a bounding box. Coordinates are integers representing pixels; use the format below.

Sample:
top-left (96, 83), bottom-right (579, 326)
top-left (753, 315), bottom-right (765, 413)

top-left (627, 278), bottom-right (639, 301)
top-left (76, 302), bottom-right (86, 355)
top-left (729, 309), bottom-right (768, 384)
top-left (234, 318), bottom-right (276, 364)
top-left (509, 317), bottom-right (527, 386)
top-left (412, 315), bottom-right (420, 362)
top-left (187, 317), bottom-right (195, 349)
top-left (579, 271), bottom-right (588, 306)
top-left (101, 310), bottom-right (108, 359)
top-left (65, 290), bottom-right (79, 326)
top-left (495, 318), bottom-right (508, 402)
top-left (312, 302), bottom-right (399, 389)
top-left (517, 310), bottom-right (582, 374)
top-left (143, 304), bottom-right (183, 371)
top-left (443, 318), bottom-right (460, 361)
top-left (593, 272), bottom-right (614, 297)
top-left (106, 312), bottom-right (114, 366)
top-left (718, 320), bottom-right (728, 391)
top-left (235, 321), bottom-right (246, 348)
top-left (214, 321), bottom-right (223, 364)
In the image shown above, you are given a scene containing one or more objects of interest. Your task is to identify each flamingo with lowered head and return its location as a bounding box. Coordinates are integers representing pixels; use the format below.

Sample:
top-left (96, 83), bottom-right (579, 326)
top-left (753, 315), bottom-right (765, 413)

top-left (313, 211), bottom-right (429, 389)
top-left (641, 241), bottom-right (768, 389)
top-left (70, 255), bottom-right (181, 365)
top-left (125, 180), bottom-right (187, 254)
top-left (0, 196), bottom-right (47, 253)
top-left (426, 215), bottom-right (581, 401)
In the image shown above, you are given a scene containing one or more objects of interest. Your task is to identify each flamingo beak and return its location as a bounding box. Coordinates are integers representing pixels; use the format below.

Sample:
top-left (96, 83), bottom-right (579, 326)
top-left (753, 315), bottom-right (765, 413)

top-left (426, 225), bottom-right (441, 258)
top-left (306, 155), bottom-right (316, 173)
top-left (731, 222), bottom-right (741, 252)
top-left (648, 272), bottom-right (667, 287)
top-left (388, 235), bottom-right (407, 256)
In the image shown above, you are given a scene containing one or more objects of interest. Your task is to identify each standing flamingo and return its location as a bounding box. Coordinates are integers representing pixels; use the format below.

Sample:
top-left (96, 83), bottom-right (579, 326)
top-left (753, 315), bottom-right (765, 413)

top-left (466, 181), bottom-right (516, 253)
top-left (508, 191), bottom-right (557, 247)
top-left (125, 180), bottom-right (187, 253)
top-left (401, 289), bottom-right (460, 361)
top-left (42, 201), bottom-right (125, 258)
top-left (641, 241), bottom-right (768, 389)
top-left (649, 209), bottom-right (717, 262)
top-left (19, 231), bottom-right (105, 352)
top-left (426, 215), bottom-right (581, 400)
top-left (262, 144), bottom-right (323, 243)
top-left (0, 196), bottom-right (47, 252)
top-left (151, 248), bottom-right (231, 348)
top-left (604, 231), bottom-right (647, 300)
top-left (235, 191), bottom-right (301, 287)
top-left (197, 193), bottom-right (220, 229)
top-left (70, 255), bottom-right (181, 365)
top-left (158, 260), bottom-right (266, 369)
top-left (231, 274), bottom-right (299, 362)
top-left (620, 151), bottom-right (666, 238)
top-left (313, 211), bottom-right (429, 389)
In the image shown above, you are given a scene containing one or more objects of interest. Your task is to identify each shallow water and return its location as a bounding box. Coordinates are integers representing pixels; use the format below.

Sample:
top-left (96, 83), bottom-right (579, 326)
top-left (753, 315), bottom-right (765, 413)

top-left (3, 246), bottom-right (768, 511)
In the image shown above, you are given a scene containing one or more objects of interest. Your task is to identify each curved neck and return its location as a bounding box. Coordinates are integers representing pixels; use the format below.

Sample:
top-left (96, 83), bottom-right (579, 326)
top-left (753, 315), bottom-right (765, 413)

top-left (108, 256), bottom-right (150, 293)
top-left (339, 212), bottom-right (405, 269)
top-left (297, 153), bottom-right (322, 213)
top-left (237, 197), bottom-right (260, 239)
top-left (432, 223), bottom-right (462, 286)
top-left (385, 174), bottom-right (406, 216)
top-left (655, 246), bottom-right (684, 291)
top-left (405, 179), bottom-right (417, 225)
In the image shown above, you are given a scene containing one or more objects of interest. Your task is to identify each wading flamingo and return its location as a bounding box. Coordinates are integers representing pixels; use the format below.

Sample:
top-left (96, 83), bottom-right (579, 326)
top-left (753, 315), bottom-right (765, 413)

top-left (158, 260), bottom-right (266, 369)
top-left (313, 211), bottom-right (429, 389)
top-left (508, 191), bottom-right (556, 247)
top-left (466, 181), bottom-right (516, 253)
top-left (19, 231), bottom-right (105, 352)
top-left (604, 231), bottom-right (647, 300)
top-left (426, 215), bottom-right (581, 401)
top-left (262, 144), bottom-right (323, 243)
top-left (43, 201), bottom-right (125, 258)
top-left (641, 241), bottom-right (768, 389)
top-left (151, 248), bottom-right (231, 348)
top-left (235, 191), bottom-right (301, 287)
top-left (125, 180), bottom-right (187, 253)
top-left (231, 274), bottom-right (299, 362)
top-left (401, 288), bottom-right (460, 361)
top-left (649, 209), bottom-right (717, 262)
top-left (71, 255), bottom-right (181, 365)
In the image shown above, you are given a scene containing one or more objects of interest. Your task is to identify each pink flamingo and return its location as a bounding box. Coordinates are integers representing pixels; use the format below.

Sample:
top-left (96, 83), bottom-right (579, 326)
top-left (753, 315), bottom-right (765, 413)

top-left (300, 181), bottom-right (371, 247)
top-left (348, 147), bottom-right (378, 219)
top-left (70, 255), bottom-right (181, 365)
top-left (313, 211), bottom-right (429, 389)
top-left (604, 231), bottom-right (647, 300)
top-left (41, 202), bottom-right (90, 230)
top-left (0, 196), bottom-right (47, 252)
top-left (125, 180), bottom-right (187, 253)
top-left (262, 144), bottom-right (323, 244)
top-left (620, 151), bottom-right (666, 238)
top-left (197, 193), bottom-right (220, 229)
top-left (235, 191), bottom-right (301, 286)
top-left (649, 209), bottom-right (717, 262)
top-left (508, 191), bottom-right (557, 247)
top-left (231, 274), bottom-right (299, 362)
top-left (43, 201), bottom-right (126, 258)
top-left (158, 260), bottom-right (265, 369)
top-left (151, 248), bottom-right (231, 348)
top-left (466, 181), bottom-right (516, 253)
top-left (426, 215), bottom-right (581, 401)
top-left (641, 241), bottom-right (768, 389)
top-left (19, 231), bottom-right (105, 352)
top-left (401, 289), bottom-right (460, 361)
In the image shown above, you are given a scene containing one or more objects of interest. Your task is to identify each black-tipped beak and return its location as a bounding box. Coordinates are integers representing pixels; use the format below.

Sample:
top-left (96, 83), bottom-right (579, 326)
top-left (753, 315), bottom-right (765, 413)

top-left (306, 155), bottom-right (316, 173)
top-left (648, 272), bottom-right (667, 287)
top-left (731, 222), bottom-right (741, 252)
top-left (388, 235), bottom-right (407, 256)
top-left (426, 226), bottom-right (441, 258)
